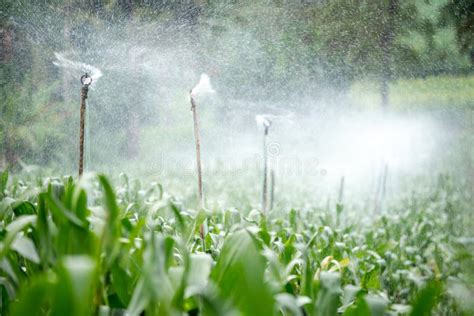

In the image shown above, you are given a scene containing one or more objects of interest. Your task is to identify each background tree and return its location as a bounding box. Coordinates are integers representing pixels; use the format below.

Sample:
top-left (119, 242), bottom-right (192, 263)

top-left (306, 0), bottom-right (420, 107)
top-left (440, 0), bottom-right (474, 66)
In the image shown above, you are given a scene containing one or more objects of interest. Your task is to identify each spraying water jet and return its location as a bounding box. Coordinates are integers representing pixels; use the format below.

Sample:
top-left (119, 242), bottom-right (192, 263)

top-left (53, 53), bottom-right (102, 177)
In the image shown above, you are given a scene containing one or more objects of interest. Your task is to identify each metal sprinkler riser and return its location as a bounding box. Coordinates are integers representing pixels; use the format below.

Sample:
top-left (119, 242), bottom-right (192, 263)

top-left (78, 73), bottom-right (92, 177)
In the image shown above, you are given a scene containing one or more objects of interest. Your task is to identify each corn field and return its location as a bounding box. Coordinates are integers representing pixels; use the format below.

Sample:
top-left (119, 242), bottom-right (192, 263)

top-left (0, 170), bottom-right (472, 315)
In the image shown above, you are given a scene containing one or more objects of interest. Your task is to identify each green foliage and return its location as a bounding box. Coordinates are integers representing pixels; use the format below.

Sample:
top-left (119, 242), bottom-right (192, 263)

top-left (410, 280), bottom-right (443, 316)
top-left (0, 170), bottom-right (8, 200)
top-left (440, 0), bottom-right (474, 63)
top-left (211, 229), bottom-right (275, 315)
top-left (0, 173), bottom-right (471, 315)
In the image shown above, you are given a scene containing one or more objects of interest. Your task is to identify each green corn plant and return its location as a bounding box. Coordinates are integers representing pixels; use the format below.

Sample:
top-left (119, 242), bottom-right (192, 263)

top-left (0, 172), bottom-right (470, 315)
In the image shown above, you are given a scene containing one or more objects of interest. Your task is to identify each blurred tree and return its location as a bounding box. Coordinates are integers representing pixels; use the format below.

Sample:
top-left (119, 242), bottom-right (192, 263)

top-left (440, 0), bottom-right (474, 65)
top-left (308, 0), bottom-right (419, 107)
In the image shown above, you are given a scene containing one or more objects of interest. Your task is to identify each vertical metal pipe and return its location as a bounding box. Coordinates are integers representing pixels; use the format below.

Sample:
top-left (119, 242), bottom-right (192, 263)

top-left (79, 84), bottom-right (88, 177)
top-left (269, 168), bottom-right (275, 212)
top-left (381, 164), bottom-right (388, 200)
top-left (262, 126), bottom-right (269, 213)
top-left (190, 94), bottom-right (206, 250)
top-left (374, 163), bottom-right (389, 214)
top-left (190, 95), bottom-right (204, 209)
top-left (338, 176), bottom-right (345, 203)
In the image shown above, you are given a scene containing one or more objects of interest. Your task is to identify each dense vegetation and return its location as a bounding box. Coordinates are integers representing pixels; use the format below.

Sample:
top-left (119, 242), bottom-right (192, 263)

top-left (1, 2), bottom-right (473, 315)
top-left (0, 170), bottom-right (472, 315)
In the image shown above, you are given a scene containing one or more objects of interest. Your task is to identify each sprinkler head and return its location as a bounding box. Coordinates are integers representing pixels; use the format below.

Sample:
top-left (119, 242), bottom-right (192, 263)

top-left (189, 89), bottom-right (196, 110)
top-left (256, 115), bottom-right (272, 128)
top-left (263, 118), bottom-right (272, 129)
top-left (191, 73), bottom-right (215, 97)
top-left (81, 73), bottom-right (93, 86)
top-left (256, 115), bottom-right (272, 134)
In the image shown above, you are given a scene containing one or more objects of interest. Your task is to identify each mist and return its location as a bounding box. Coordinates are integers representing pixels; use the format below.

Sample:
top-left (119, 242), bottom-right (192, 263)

top-left (2, 1), bottom-right (472, 209)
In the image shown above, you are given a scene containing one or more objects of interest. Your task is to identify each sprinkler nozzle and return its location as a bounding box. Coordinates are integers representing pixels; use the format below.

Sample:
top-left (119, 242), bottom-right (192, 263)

top-left (190, 90), bottom-right (196, 110)
top-left (81, 73), bottom-right (93, 86)
top-left (256, 115), bottom-right (272, 135)
top-left (263, 119), bottom-right (271, 128)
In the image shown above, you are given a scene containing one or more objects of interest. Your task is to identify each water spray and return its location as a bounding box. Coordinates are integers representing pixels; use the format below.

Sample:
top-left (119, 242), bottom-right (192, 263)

top-left (256, 115), bottom-right (272, 214)
top-left (53, 54), bottom-right (101, 177)
top-left (78, 73), bottom-right (92, 177)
